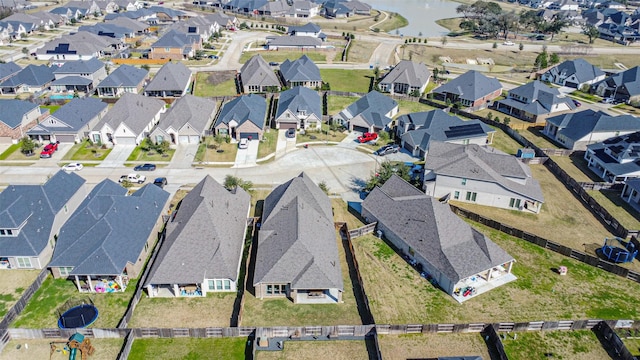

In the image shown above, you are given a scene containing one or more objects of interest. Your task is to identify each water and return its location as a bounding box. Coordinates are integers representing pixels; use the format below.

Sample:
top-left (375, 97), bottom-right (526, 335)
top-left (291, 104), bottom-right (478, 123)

top-left (49, 94), bottom-right (74, 100)
top-left (365, 0), bottom-right (461, 38)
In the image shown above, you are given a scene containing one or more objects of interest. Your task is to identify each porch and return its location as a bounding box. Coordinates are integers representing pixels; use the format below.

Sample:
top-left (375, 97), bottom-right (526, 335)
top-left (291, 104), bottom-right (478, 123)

top-left (74, 274), bottom-right (129, 293)
top-left (146, 283), bottom-right (204, 297)
top-left (451, 263), bottom-right (517, 303)
top-left (294, 288), bottom-right (341, 304)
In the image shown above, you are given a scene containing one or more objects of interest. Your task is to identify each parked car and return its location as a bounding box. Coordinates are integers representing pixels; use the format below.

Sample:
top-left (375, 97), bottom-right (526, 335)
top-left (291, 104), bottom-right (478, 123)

top-left (238, 138), bottom-right (249, 149)
top-left (40, 142), bottom-right (59, 158)
top-left (572, 99), bottom-right (582, 107)
top-left (269, 62), bottom-right (279, 66)
top-left (119, 173), bottom-right (146, 184)
top-left (134, 163), bottom-right (156, 171)
top-left (374, 144), bottom-right (400, 156)
top-left (503, 41), bottom-right (515, 46)
top-left (153, 177), bottom-right (168, 188)
top-left (62, 163), bottom-right (83, 171)
top-left (602, 97), bottom-right (615, 104)
top-left (357, 132), bottom-right (378, 143)
top-left (286, 128), bottom-right (296, 138)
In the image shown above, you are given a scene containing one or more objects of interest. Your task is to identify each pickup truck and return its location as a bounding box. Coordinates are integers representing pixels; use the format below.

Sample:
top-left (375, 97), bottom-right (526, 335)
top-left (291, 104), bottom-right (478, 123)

top-left (40, 142), bottom-right (59, 158)
top-left (119, 173), bottom-right (146, 184)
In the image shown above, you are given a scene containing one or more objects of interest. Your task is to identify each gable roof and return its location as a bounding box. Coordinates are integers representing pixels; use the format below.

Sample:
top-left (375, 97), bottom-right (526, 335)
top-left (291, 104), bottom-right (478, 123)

top-left (287, 22), bottom-right (321, 34)
top-left (547, 109), bottom-right (640, 142)
top-left (268, 35), bottom-right (322, 47)
top-left (0, 61), bottom-right (21, 80)
top-left (105, 17), bottom-right (149, 32)
top-left (279, 54), bottom-right (321, 83)
top-left (499, 80), bottom-right (575, 115)
top-left (78, 23), bottom-right (132, 39)
top-left (0, 64), bottom-right (54, 88)
top-left (240, 54), bottom-right (281, 88)
top-left (434, 70), bottom-right (502, 102)
top-left (215, 94), bottom-right (266, 129)
top-left (254, 173), bottom-right (343, 291)
top-left (0, 99), bottom-right (39, 128)
top-left (27, 97), bottom-right (107, 135)
top-left (0, 171), bottom-right (85, 257)
top-left (586, 131), bottom-right (640, 176)
top-left (94, 92), bottom-right (165, 134)
top-left (159, 94), bottom-right (216, 134)
top-left (151, 29), bottom-right (200, 48)
top-left (36, 31), bottom-right (111, 56)
top-left (341, 90), bottom-right (397, 128)
top-left (97, 64), bottom-right (148, 88)
top-left (425, 141), bottom-right (545, 202)
top-left (49, 180), bottom-right (169, 275)
top-left (275, 86), bottom-right (322, 119)
top-left (548, 58), bottom-right (604, 84)
top-left (599, 66), bottom-right (640, 96)
top-left (380, 60), bottom-right (431, 88)
top-left (144, 61), bottom-right (192, 92)
top-left (145, 175), bottom-right (251, 285)
top-left (53, 58), bottom-right (104, 75)
top-left (362, 175), bottom-right (514, 286)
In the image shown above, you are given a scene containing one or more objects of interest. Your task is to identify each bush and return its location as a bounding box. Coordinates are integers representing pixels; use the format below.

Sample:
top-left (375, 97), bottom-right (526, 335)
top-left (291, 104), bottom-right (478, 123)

top-left (20, 137), bottom-right (36, 155)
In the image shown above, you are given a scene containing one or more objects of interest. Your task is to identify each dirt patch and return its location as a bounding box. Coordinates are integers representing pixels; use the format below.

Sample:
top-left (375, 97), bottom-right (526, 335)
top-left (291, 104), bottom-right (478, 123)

top-left (0, 270), bottom-right (39, 295)
top-left (378, 333), bottom-right (491, 360)
top-left (1, 338), bottom-right (123, 360)
top-left (205, 71), bottom-right (236, 86)
top-left (256, 340), bottom-right (368, 360)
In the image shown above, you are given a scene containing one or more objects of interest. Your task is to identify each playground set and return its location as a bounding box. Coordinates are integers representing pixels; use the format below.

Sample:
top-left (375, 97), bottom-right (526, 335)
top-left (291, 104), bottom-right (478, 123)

top-left (600, 237), bottom-right (638, 264)
top-left (49, 333), bottom-right (95, 360)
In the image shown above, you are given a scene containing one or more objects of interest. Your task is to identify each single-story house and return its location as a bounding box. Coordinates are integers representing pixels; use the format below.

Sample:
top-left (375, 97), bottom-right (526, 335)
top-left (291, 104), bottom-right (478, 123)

top-left (361, 175), bottom-right (516, 302)
top-left (35, 31), bottom-right (114, 61)
top-left (494, 80), bottom-right (575, 123)
top-left (378, 60), bottom-right (431, 96)
top-left (214, 94), bottom-right (267, 141)
top-left (333, 90), bottom-right (398, 132)
top-left (145, 175), bottom-right (251, 297)
top-left (150, 94), bottom-right (216, 146)
top-left (286, 22), bottom-right (325, 39)
top-left (432, 70), bottom-right (502, 110)
top-left (0, 64), bottom-right (55, 95)
top-left (0, 99), bottom-right (43, 143)
top-left (539, 58), bottom-right (605, 89)
top-left (266, 35), bottom-right (323, 50)
top-left (144, 61), bottom-right (192, 98)
top-left (424, 141), bottom-right (545, 213)
top-left (239, 54), bottom-right (281, 93)
top-left (49, 179), bottom-right (169, 292)
top-left (50, 58), bottom-right (107, 94)
top-left (96, 64), bottom-right (149, 98)
top-left (27, 97), bottom-right (108, 144)
top-left (150, 29), bottom-right (202, 60)
top-left (0, 171), bottom-right (86, 270)
top-left (278, 54), bottom-right (322, 89)
top-left (254, 172), bottom-right (344, 303)
top-left (274, 86), bottom-right (322, 130)
top-left (593, 66), bottom-right (640, 103)
top-left (584, 131), bottom-right (640, 182)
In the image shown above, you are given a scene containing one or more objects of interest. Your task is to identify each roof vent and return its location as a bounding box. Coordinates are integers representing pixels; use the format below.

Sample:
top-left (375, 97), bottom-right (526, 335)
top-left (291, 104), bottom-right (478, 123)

top-left (135, 206), bottom-right (139, 210)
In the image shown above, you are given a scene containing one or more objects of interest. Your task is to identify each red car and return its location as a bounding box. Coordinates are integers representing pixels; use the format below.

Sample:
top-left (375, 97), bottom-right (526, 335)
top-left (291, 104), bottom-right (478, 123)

top-left (357, 132), bottom-right (378, 143)
top-left (40, 142), bottom-right (59, 158)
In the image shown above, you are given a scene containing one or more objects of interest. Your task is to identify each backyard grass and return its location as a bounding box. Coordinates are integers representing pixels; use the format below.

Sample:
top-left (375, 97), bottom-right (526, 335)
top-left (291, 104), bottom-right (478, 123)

top-left (550, 154), bottom-right (602, 183)
top-left (12, 276), bottom-right (138, 328)
top-left (0, 270), bottom-right (39, 318)
top-left (502, 330), bottom-right (610, 360)
top-left (258, 129), bottom-right (278, 159)
top-left (395, 99), bottom-right (436, 117)
top-left (127, 291), bottom-right (237, 328)
top-left (378, 333), bottom-right (491, 360)
top-left (239, 51), bottom-right (326, 64)
top-left (126, 144), bottom-right (175, 162)
top-left (0, 143), bottom-right (20, 160)
top-left (194, 71), bottom-right (238, 97)
top-left (518, 126), bottom-right (560, 149)
top-left (345, 40), bottom-right (377, 64)
top-left (623, 337), bottom-right (640, 356)
top-left (194, 137), bottom-right (238, 163)
top-left (241, 234), bottom-right (361, 327)
top-left (320, 69), bottom-right (373, 93)
top-left (587, 190), bottom-right (640, 231)
top-left (490, 127), bottom-right (522, 155)
top-left (452, 164), bottom-right (616, 259)
top-left (256, 340), bottom-right (369, 360)
top-left (352, 219), bottom-right (640, 324)
top-left (1, 338), bottom-right (124, 360)
top-left (332, 198), bottom-right (365, 229)
top-left (128, 338), bottom-right (246, 360)
top-left (327, 96), bottom-right (359, 115)
top-left (40, 104), bottom-right (61, 114)
top-left (63, 141), bottom-right (112, 161)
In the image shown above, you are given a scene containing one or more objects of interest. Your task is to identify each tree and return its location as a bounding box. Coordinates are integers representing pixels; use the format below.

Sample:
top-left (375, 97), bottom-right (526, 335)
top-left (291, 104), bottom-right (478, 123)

top-left (534, 51), bottom-right (548, 69)
top-left (155, 140), bottom-right (170, 154)
top-left (141, 64), bottom-right (150, 71)
top-left (582, 24), bottom-right (599, 44)
top-left (224, 175), bottom-right (252, 192)
top-left (21, 47), bottom-right (28, 55)
top-left (365, 161), bottom-right (412, 191)
top-left (318, 181), bottom-right (329, 194)
top-left (519, 43), bottom-right (524, 51)
top-left (441, 36), bottom-right (448, 46)
top-left (433, 67), bottom-right (439, 82)
top-left (549, 53), bottom-right (560, 65)
top-left (546, 16), bottom-right (568, 41)
top-left (19, 136), bottom-right (35, 155)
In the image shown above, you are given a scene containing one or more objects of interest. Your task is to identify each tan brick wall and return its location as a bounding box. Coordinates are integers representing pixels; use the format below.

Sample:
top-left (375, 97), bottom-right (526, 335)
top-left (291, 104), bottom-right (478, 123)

top-left (0, 117), bottom-right (39, 141)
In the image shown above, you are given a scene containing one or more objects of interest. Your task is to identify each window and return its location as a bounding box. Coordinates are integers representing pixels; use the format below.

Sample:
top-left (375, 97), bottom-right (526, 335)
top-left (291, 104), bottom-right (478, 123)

top-left (509, 198), bottom-right (521, 209)
top-left (454, 191), bottom-right (460, 200)
top-left (266, 284), bottom-right (286, 295)
top-left (462, 139), bottom-right (470, 145)
top-left (59, 267), bottom-right (73, 276)
top-left (16, 257), bottom-right (31, 268)
top-left (224, 280), bottom-right (231, 290)
top-left (165, 47), bottom-right (170, 52)
top-left (155, 135), bottom-right (164, 143)
top-left (466, 192), bottom-right (477, 202)
top-left (64, 205), bottom-right (68, 213)
top-left (215, 279), bottom-right (223, 290)
top-left (208, 280), bottom-right (215, 290)
top-left (6, 229), bottom-right (12, 236)
top-left (0, 230), bottom-right (4, 235)
top-left (461, 178), bottom-right (467, 185)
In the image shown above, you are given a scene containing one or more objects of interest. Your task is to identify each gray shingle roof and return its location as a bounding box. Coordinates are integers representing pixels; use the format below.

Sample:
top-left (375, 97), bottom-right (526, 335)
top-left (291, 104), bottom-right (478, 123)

top-left (340, 90), bottom-right (397, 128)
top-left (548, 58), bottom-right (604, 84)
top-left (0, 171), bottom-right (85, 257)
top-left (27, 97), bottom-right (107, 135)
top-left (362, 175), bottom-right (514, 284)
top-left (51, 76), bottom-right (92, 86)
top-left (586, 131), bottom-right (640, 177)
top-left (254, 173), bottom-right (343, 291)
top-left (287, 22), bottom-right (321, 34)
top-left (275, 86), bottom-right (321, 120)
top-left (145, 175), bottom-right (251, 285)
top-left (97, 64), bottom-right (148, 88)
top-left (547, 109), bottom-right (640, 143)
top-left (425, 141), bottom-right (545, 202)
top-left (94, 92), bottom-right (165, 135)
top-left (240, 54), bottom-right (281, 89)
top-left (434, 70), bottom-right (502, 103)
top-left (105, 17), bottom-right (149, 32)
top-left (159, 94), bottom-right (216, 134)
top-left (279, 54), bottom-right (321, 83)
top-left (151, 29), bottom-right (200, 48)
top-left (380, 60), bottom-right (431, 89)
top-left (215, 94), bottom-right (266, 129)
top-left (597, 66), bottom-right (640, 97)
top-left (0, 62), bottom-right (21, 80)
top-left (78, 23), bottom-right (132, 39)
top-left (498, 80), bottom-right (575, 115)
top-left (36, 31), bottom-right (111, 57)
top-left (0, 64), bottom-right (54, 88)
top-left (268, 35), bottom-right (322, 47)
top-left (49, 180), bottom-right (169, 276)
top-left (144, 61), bottom-right (192, 92)
top-left (0, 99), bottom-right (39, 128)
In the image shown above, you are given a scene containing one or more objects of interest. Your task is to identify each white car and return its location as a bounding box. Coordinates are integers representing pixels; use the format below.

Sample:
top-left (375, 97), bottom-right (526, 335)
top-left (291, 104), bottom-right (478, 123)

top-left (503, 41), bottom-right (515, 46)
top-left (62, 163), bottom-right (83, 171)
top-left (238, 138), bottom-right (249, 149)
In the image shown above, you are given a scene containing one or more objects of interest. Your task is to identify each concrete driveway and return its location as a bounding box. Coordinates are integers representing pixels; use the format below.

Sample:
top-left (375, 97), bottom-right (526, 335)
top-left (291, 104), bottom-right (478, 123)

top-left (97, 145), bottom-right (136, 168)
top-left (233, 140), bottom-right (259, 168)
top-left (37, 143), bottom-right (75, 166)
top-left (168, 143), bottom-right (199, 169)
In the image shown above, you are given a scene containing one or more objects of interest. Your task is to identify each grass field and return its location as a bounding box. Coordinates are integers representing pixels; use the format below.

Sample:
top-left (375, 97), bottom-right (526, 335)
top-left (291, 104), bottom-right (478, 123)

top-left (128, 338), bottom-right (246, 360)
top-left (328, 96), bottom-right (359, 115)
top-left (63, 141), bottom-right (112, 161)
top-left (258, 129), bottom-right (278, 159)
top-left (623, 337), bottom-right (640, 356)
top-left (0, 143), bottom-right (20, 160)
top-left (395, 100), bottom-right (437, 117)
top-left (332, 198), bottom-right (366, 229)
top-left (256, 340), bottom-right (369, 360)
top-left (320, 69), bottom-right (373, 93)
top-left (490, 127), bottom-right (522, 155)
top-left (345, 40), bottom-right (377, 63)
top-left (587, 190), bottom-right (640, 231)
top-left (126, 145), bottom-right (175, 162)
top-left (194, 137), bottom-right (238, 163)
top-left (378, 333), bottom-right (491, 360)
top-left (194, 71), bottom-right (238, 97)
top-left (550, 154), bottom-right (601, 182)
top-left (297, 124), bottom-right (348, 144)
top-left (40, 105), bottom-right (61, 114)
top-left (518, 127), bottom-right (560, 149)
top-left (0, 270), bottom-right (39, 318)
top-left (502, 330), bottom-right (610, 360)
top-left (0, 338), bottom-right (124, 360)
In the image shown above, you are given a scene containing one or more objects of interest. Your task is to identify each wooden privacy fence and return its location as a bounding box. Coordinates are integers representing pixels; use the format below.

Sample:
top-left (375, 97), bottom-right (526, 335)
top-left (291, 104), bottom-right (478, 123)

top-left (347, 222), bottom-right (376, 239)
top-left (594, 321), bottom-right (636, 360)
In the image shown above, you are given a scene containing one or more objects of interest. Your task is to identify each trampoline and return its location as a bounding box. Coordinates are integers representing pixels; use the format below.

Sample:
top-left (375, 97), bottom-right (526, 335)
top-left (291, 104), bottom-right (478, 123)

top-left (58, 304), bottom-right (99, 329)
top-left (600, 237), bottom-right (638, 264)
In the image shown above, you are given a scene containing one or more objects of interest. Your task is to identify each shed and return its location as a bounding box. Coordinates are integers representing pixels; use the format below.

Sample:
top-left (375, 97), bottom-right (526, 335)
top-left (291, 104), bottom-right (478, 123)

top-left (517, 148), bottom-right (536, 159)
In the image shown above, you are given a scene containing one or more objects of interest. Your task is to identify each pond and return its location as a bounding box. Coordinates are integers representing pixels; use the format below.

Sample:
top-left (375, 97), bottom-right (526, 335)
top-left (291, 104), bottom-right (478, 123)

top-left (366, 0), bottom-right (461, 38)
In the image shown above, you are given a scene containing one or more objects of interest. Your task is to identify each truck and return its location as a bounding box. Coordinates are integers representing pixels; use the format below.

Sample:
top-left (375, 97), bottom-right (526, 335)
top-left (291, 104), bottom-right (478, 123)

top-left (119, 173), bottom-right (146, 184)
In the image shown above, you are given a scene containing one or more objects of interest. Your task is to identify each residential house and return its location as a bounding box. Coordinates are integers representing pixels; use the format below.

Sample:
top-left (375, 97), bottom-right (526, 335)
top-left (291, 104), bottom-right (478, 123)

top-left (0, 62), bottom-right (21, 83)
top-left (323, 0), bottom-right (371, 17)
top-left (253, 172), bottom-right (344, 303)
top-left (334, 90), bottom-right (398, 132)
top-left (396, 110), bottom-right (495, 157)
top-left (207, 12), bottom-right (239, 30)
top-left (27, 97), bottom-right (108, 144)
top-left (600, 0), bottom-right (626, 9)
top-left (224, 0), bottom-right (269, 15)
top-left (90, 92), bottom-right (166, 146)
top-left (62, 1), bottom-right (102, 16)
top-left (593, 66), bottom-right (640, 103)
top-left (275, 86), bottom-right (322, 130)
top-left (150, 95), bottom-right (216, 145)
top-left (361, 175), bottom-right (516, 302)
top-left (543, 109), bottom-right (640, 150)
top-left (239, 54), bottom-right (281, 93)
top-left (96, 64), bottom-right (149, 98)
top-left (214, 94), bottom-right (266, 140)
top-left (287, 0), bottom-right (322, 18)
top-left (104, 8), bottom-right (157, 23)
top-left (286, 23), bottom-right (325, 39)
top-left (424, 141), bottom-right (545, 213)
top-left (547, 0), bottom-right (579, 10)
top-left (49, 7), bottom-right (84, 23)
top-left (621, 178), bottom-right (640, 212)
top-left (78, 23), bottom-right (135, 40)
top-left (150, 29), bottom-right (202, 60)
top-left (145, 175), bottom-right (251, 298)
top-left (48, 180), bottom-right (169, 292)
top-left (105, 17), bottom-right (150, 36)
top-left (494, 80), bottom-right (575, 123)
top-left (0, 99), bottom-right (43, 143)
top-left (148, 6), bottom-right (188, 22)
top-left (167, 16), bottom-right (216, 39)
top-left (378, 60), bottom-right (431, 96)
top-left (266, 35), bottom-right (323, 50)
top-left (279, 55), bottom-right (322, 89)
top-left (432, 70), bottom-right (502, 110)
top-left (144, 61), bottom-right (193, 97)
top-left (0, 171), bottom-right (87, 270)
top-left (0, 64), bottom-right (55, 95)
top-left (50, 58), bottom-right (107, 94)
top-left (584, 131), bottom-right (640, 182)
top-left (540, 58), bottom-right (605, 89)
top-left (35, 31), bottom-right (113, 61)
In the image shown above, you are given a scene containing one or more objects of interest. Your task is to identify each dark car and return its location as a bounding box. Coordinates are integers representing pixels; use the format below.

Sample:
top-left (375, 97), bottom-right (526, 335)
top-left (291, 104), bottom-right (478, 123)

top-left (286, 128), bottom-right (296, 138)
top-left (134, 163), bottom-right (156, 171)
top-left (269, 62), bottom-right (279, 66)
top-left (153, 177), bottom-right (167, 188)
top-left (572, 99), bottom-right (582, 107)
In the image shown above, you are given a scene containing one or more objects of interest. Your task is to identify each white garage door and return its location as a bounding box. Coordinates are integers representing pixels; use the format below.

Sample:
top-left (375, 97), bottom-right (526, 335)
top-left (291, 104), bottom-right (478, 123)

top-left (56, 134), bottom-right (76, 143)
top-left (178, 135), bottom-right (189, 144)
top-left (115, 137), bottom-right (137, 145)
top-left (189, 135), bottom-right (200, 143)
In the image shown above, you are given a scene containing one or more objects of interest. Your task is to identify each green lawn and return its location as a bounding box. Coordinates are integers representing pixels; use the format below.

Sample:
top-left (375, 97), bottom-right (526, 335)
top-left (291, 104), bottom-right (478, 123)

top-left (623, 337), bottom-right (640, 356)
top-left (327, 96), bottom-right (359, 115)
top-left (128, 338), bottom-right (246, 360)
top-left (257, 129), bottom-right (278, 159)
top-left (395, 100), bottom-right (437, 117)
top-left (320, 69), bottom-right (373, 93)
top-left (40, 104), bottom-right (61, 114)
top-left (587, 190), bottom-right (640, 231)
top-left (0, 143), bottom-right (20, 160)
top-left (490, 127), bottom-right (522, 155)
top-left (550, 154), bottom-right (602, 183)
top-left (297, 124), bottom-right (347, 144)
top-left (126, 143), bottom-right (175, 162)
top-left (502, 330), bottom-right (610, 360)
top-left (63, 140), bottom-right (112, 161)
top-left (239, 51), bottom-right (326, 64)
top-left (194, 136), bottom-right (237, 163)
top-left (194, 71), bottom-right (238, 97)
top-left (12, 277), bottom-right (137, 328)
